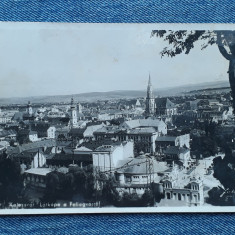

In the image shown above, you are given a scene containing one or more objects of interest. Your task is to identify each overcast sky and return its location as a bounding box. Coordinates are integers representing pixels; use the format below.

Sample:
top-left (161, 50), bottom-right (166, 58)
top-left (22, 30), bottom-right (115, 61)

top-left (0, 23), bottom-right (232, 98)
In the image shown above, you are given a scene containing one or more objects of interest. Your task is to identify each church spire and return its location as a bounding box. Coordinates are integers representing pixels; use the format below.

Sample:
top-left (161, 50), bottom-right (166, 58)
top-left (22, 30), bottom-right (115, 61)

top-left (148, 73), bottom-right (151, 86)
top-left (147, 74), bottom-right (153, 99)
top-left (145, 73), bottom-right (155, 115)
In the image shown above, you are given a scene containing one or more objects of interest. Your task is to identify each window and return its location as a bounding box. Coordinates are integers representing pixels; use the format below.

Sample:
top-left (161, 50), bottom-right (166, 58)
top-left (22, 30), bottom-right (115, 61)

top-left (178, 194), bottom-right (181, 201)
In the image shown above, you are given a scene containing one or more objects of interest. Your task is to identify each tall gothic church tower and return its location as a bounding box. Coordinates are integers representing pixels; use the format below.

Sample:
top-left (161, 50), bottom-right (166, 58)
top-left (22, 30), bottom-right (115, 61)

top-left (145, 74), bottom-right (155, 115)
top-left (70, 97), bottom-right (78, 128)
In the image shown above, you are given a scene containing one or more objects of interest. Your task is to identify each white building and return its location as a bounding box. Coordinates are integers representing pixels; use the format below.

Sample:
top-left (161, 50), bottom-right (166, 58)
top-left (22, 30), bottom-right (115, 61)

top-left (29, 131), bottom-right (38, 142)
top-left (161, 175), bottom-right (204, 206)
top-left (47, 126), bottom-right (56, 139)
top-left (92, 141), bottom-right (134, 172)
top-left (115, 154), bottom-right (168, 196)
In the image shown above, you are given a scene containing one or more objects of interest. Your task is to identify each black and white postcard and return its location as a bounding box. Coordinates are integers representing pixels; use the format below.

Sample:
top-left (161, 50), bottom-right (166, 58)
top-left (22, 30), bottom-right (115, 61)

top-left (0, 23), bottom-right (235, 214)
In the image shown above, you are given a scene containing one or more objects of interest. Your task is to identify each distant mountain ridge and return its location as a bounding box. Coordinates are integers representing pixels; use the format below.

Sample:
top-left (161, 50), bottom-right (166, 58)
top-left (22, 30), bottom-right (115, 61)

top-left (0, 80), bottom-right (230, 105)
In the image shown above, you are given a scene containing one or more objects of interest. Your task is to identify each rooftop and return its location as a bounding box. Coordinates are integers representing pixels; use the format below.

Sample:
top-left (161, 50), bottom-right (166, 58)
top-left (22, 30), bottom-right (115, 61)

top-left (155, 98), bottom-right (176, 109)
top-left (117, 155), bottom-right (168, 175)
top-left (156, 136), bottom-right (177, 142)
top-left (9, 139), bottom-right (56, 154)
top-left (120, 119), bottom-right (165, 129)
top-left (24, 168), bottom-right (52, 176)
top-left (79, 139), bottom-right (125, 151)
top-left (164, 146), bottom-right (189, 155)
top-left (50, 153), bottom-right (92, 162)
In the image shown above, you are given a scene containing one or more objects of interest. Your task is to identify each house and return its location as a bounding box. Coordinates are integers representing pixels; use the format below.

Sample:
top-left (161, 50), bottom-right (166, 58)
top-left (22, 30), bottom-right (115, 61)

top-left (0, 110), bottom-right (15, 124)
top-left (115, 154), bottom-right (168, 196)
top-left (155, 136), bottom-right (178, 151)
top-left (17, 129), bottom-right (32, 144)
top-left (10, 149), bottom-right (46, 168)
top-left (120, 119), bottom-right (167, 134)
top-left (30, 123), bottom-right (56, 139)
top-left (47, 126), bottom-right (56, 139)
top-left (155, 134), bottom-right (190, 151)
top-left (24, 168), bottom-right (53, 188)
top-left (69, 128), bottom-right (86, 142)
top-left (163, 146), bottom-right (191, 167)
top-left (161, 175), bottom-right (204, 206)
top-left (0, 129), bottom-right (17, 141)
top-left (29, 131), bottom-right (38, 142)
top-left (46, 153), bottom-right (92, 168)
top-left (69, 123), bottom-right (105, 141)
top-left (8, 139), bottom-right (57, 155)
top-left (55, 126), bottom-right (70, 140)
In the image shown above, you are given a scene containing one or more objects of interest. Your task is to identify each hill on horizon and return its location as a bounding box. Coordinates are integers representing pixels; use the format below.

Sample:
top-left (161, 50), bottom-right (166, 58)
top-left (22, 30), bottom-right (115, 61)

top-left (0, 80), bottom-right (230, 105)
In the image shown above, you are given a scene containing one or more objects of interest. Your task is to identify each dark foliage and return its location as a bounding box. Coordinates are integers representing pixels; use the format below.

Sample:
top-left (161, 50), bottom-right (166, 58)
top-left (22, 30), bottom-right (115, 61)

top-left (0, 154), bottom-right (26, 205)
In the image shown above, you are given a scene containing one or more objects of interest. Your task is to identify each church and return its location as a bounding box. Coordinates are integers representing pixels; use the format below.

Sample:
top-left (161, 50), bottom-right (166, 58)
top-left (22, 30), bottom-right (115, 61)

top-left (68, 97), bottom-right (85, 128)
top-left (145, 75), bottom-right (177, 117)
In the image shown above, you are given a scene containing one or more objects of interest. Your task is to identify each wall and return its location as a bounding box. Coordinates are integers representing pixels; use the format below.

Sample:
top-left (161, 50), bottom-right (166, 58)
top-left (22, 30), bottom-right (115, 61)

top-left (176, 134), bottom-right (190, 148)
top-left (47, 126), bottom-right (56, 139)
top-left (32, 153), bottom-right (46, 168)
top-left (122, 141), bottom-right (134, 160)
top-left (29, 134), bottom-right (38, 142)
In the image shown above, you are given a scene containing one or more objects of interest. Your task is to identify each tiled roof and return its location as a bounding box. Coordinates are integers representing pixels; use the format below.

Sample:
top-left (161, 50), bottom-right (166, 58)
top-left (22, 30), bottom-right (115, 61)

top-left (120, 119), bottom-right (165, 129)
top-left (50, 153), bottom-right (92, 162)
top-left (164, 146), bottom-right (189, 155)
top-left (74, 146), bottom-right (92, 152)
top-left (117, 156), bottom-right (168, 175)
top-left (9, 139), bottom-right (56, 154)
top-left (128, 127), bottom-right (157, 134)
top-left (94, 126), bottom-right (119, 134)
top-left (24, 168), bottom-right (52, 176)
top-left (10, 148), bottom-right (43, 159)
top-left (155, 98), bottom-right (175, 109)
top-left (156, 136), bottom-right (177, 142)
top-left (29, 131), bottom-right (37, 135)
top-left (79, 139), bottom-right (123, 151)
top-left (12, 112), bottom-right (24, 121)
top-left (69, 128), bottom-right (86, 135)
top-left (0, 130), bottom-right (17, 138)
top-left (84, 124), bottom-right (105, 137)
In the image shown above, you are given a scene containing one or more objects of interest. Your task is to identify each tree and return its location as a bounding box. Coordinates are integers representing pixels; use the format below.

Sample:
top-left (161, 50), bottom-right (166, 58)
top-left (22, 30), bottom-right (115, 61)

top-left (141, 189), bottom-right (154, 206)
top-left (0, 156), bottom-right (25, 205)
top-left (43, 171), bottom-right (61, 203)
top-left (101, 177), bottom-right (120, 206)
top-left (151, 30), bottom-right (235, 111)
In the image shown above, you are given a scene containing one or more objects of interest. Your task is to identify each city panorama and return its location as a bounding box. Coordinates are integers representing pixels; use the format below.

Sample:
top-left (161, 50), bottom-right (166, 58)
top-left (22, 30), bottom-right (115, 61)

top-left (0, 23), bottom-right (235, 212)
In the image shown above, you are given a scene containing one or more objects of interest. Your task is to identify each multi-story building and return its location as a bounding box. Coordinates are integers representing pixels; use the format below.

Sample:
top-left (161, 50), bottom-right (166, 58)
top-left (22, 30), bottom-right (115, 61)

top-left (161, 175), bottom-right (204, 206)
top-left (115, 154), bottom-right (168, 196)
top-left (94, 119), bottom-right (167, 153)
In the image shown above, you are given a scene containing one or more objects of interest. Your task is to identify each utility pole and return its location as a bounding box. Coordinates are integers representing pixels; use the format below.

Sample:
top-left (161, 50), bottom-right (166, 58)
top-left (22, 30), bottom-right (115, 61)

top-left (38, 149), bottom-right (40, 168)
